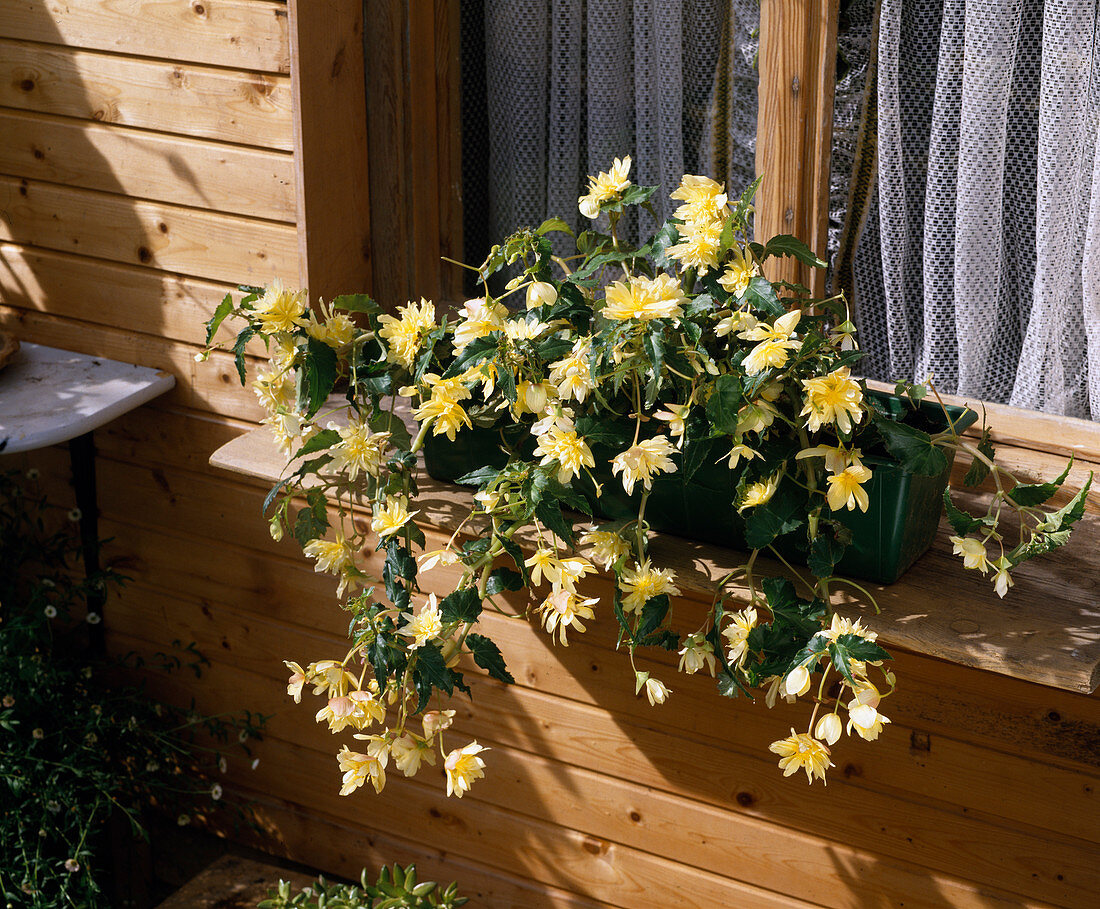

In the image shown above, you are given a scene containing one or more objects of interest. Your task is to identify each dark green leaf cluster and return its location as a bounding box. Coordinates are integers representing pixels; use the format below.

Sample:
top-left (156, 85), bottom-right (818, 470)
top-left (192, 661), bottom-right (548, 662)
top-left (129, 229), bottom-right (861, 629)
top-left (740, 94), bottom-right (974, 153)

top-left (258, 863), bottom-right (467, 909)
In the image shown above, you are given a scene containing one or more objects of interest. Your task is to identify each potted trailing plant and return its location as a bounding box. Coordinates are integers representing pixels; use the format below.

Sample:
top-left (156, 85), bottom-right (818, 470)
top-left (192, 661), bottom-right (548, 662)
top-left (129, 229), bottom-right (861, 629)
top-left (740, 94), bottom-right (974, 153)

top-left (203, 157), bottom-right (1089, 790)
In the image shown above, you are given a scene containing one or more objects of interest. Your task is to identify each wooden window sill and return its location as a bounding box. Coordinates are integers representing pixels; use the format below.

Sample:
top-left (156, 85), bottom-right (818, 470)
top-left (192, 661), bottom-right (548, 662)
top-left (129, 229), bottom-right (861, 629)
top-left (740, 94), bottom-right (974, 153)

top-left (210, 427), bottom-right (1100, 695)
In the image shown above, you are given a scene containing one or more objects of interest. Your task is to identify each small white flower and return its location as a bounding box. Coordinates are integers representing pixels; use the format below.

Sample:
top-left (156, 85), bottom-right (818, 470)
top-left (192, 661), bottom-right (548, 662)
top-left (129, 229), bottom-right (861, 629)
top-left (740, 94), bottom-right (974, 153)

top-left (210, 783), bottom-right (223, 801)
top-left (85, 612), bottom-right (101, 625)
top-left (43, 605), bottom-right (57, 619)
top-left (67, 508), bottom-right (82, 523)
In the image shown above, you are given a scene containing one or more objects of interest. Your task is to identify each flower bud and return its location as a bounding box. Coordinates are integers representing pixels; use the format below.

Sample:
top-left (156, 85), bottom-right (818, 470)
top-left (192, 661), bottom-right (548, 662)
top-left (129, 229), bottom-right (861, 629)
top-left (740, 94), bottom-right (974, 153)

top-left (782, 664), bottom-right (811, 698)
top-left (526, 281), bottom-right (558, 309)
top-left (269, 516), bottom-right (284, 542)
top-left (814, 712), bottom-right (843, 745)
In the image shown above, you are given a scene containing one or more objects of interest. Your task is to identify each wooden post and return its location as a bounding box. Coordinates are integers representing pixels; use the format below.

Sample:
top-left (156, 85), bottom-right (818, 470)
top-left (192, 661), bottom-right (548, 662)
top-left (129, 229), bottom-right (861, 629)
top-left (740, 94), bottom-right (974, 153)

top-left (288, 0), bottom-right (373, 302)
top-left (755, 0), bottom-right (839, 296)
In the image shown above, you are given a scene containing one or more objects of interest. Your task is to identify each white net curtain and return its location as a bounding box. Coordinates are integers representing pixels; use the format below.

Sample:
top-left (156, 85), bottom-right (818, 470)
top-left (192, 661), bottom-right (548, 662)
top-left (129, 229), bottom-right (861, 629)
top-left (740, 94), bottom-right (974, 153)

top-left (479, 0), bottom-right (760, 247)
top-left (835, 0), bottom-right (1100, 419)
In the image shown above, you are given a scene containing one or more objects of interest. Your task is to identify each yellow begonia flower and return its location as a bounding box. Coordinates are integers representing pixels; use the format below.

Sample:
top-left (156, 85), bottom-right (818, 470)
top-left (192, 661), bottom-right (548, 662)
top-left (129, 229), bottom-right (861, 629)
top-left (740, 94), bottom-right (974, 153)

top-left (524, 548), bottom-right (561, 588)
top-left (677, 633), bottom-right (717, 676)
top-left (422, 709), bottom-right (455, 740)
top-left (725, 442), bottom-right (760, 469)
top-left (579, 529), bottom-right (631, 571)
top-left (371, 496), bottom-right (418, 538)
top-left (782, 664), bottom-right (812, 698)
top-left (452, 298), bottom-right (507, 351)
top-left (411, 374), bottom-right (472, 441)
top-left (284, 661), bottom-right (306, 703)
top-left (612, 435), bottom-right (678, 496)
top-left (549, 337), bottom-right (596, 403)
top-left (950, 535), bottom-right (990, 573)
top-left (654, 403), bottom-right (690, 444)
top-left (390, 734), bottom-right (436, 777)
top-left (814, 712), bottom-right (843, 746)
top-left (303, 537), bottom-right (355, 596)
top-left (644, 676), bottom-right (672, 706)
top-left (400, 593), bottom-right (442, 650)
top-left (796, 444), bottom-right (864, 474)
top-left (670, 173), bottom-right (729, 224)
top-left (255, 279), bottom-right (308, 334)
top-left (846, 701), bottom-right (891, 741)
top-left (338, 745), bottom-right (387, 796)
top-left (769, 728), bottom-right (833, 784)
top-left (738, 474), bottom-right (780, 512)
top-left (736, 401), bottom-right (778, 436)
top-left (826, 464), bottom-right (873, 512)
top-left (666, 218), bottom-right (723, 273)
top-left (722, 606), bottom-right (757, 666)
top-left (526, 281), bottom-right (558, 309)
top-left (304, 299), bottom-right (356, 348)
top-left (992, 556), bottom-right (1014, 598)
top-left (307, 660), bottom-right (356, 697)
top-left (715, 310), bottom-right (757, 339)
top-left (603, 276), bottom-right (685, 322)
top-left (800, 366), bottom-right (864, 435)
top-left (825, 613), bottom-right (877, 643)
top-left (534, 427), bottom-right (595, 484)
top-left (578, 156), bottom-right (632, 219)
top-left (618, 560), bottom-right (681, 614)
top-left (444, 741), bottom-right (488, 798)
top-left (539, 588), bottom-right (598, 645)
top-left (378, 298), bottom-right (436, 369)
top-left (718, 247), bottom-right (759, 298)
top-left (329, 421), bottom-right (389, 481)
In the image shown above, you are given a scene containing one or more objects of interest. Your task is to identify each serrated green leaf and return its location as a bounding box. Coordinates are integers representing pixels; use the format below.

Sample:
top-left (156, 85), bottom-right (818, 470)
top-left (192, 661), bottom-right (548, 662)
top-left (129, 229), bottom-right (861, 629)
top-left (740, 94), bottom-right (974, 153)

top-left (295, 428), bottom-right (342, 458)
top-left (439, 587), bottom-right (482, 623)
top-left (369, 410), bottom-right (413, 451)
top-left (874, 416), bottom-right (949, 476)
top-left (635, 594), bottom-right (670, 642)
top-left (466, 633), bottom-right (514, 683)
top-left (742, 275), bottom-right (785, 318)
top-left (485, 567), bottom-right (523, 597)
top-left (706, 373), bottom-right (743, 435)
top-left (962, 426), bottom-right (995, 486)
top-left (297, 337), bottom-right (338, 417)
top-left (807, 533), bottom-right (846, 577)
top-left (763, 234), bottom-right (827, 269)
top-left (536, 217), bottom-right (574, 237)
top-left (1007, 456), bottom-right (1074, 507)
top-left (331, 293), bottom-right (380, 314)
top-left (535, 499), bottom-right (575, 546)
top-left (205, 293), bottom-right (235, 346)
top-left (942, 488), bottom-right (984, 535)
top-left (743, 482), bottom-right (805, 549)
top-left (232, 326), bottom-right (255, 385)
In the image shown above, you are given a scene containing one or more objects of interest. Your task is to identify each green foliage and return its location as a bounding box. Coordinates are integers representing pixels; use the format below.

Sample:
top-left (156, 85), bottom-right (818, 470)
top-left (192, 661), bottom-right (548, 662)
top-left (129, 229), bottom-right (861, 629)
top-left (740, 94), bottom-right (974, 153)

top-left (258, 863), bottom-right (467, 909)
top-left (0, 470), bottom-right (264, 908)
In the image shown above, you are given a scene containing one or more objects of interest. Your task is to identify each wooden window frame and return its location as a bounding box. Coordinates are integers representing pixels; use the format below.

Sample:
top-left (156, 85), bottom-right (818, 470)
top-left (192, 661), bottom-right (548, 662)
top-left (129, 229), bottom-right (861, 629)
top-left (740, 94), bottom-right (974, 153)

top-left (289, 0), bottom-right (1100, 462)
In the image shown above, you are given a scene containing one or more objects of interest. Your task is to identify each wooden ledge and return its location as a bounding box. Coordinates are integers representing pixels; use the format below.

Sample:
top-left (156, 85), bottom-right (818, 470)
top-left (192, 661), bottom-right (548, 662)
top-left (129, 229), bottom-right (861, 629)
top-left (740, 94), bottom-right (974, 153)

top-left (211, 427), bottom-right (1100, 695)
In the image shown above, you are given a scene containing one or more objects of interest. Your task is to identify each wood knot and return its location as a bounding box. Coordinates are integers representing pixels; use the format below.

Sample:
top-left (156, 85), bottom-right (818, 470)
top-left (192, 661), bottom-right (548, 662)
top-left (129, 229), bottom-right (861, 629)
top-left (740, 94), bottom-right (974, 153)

top-left (32, 146), bottom-right (45, 160)
top-left (843, 762), bottom-right (863, 778)
top-left (1047, 710), bottom-right (1061, 723)
top-left (158, 222), bottom-right (169, 234)
top-left (191, 0), bottom-right (207, 17)
top-left (628, 810), bottom-right (642, 823)
top-left (735, 791), bottom-right (756, 807)
top-left (19, 78), bottom-right (35, 92)
top-left (791, 75), bottom-right (801, 96)
top-left (137, 246), bottom-right (153, 263)
top-left (910, 731), bottom-right (931, 752)
top-left (581, 836), bottom-right (609, 856)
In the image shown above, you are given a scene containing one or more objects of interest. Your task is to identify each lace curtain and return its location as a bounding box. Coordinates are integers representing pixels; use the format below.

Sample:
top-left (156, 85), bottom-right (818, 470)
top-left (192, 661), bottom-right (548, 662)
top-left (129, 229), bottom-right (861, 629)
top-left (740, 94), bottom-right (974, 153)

top-left (835, 0), bottom-right (1100, 419)
top-left (478, 0), bottom-right (760, 248)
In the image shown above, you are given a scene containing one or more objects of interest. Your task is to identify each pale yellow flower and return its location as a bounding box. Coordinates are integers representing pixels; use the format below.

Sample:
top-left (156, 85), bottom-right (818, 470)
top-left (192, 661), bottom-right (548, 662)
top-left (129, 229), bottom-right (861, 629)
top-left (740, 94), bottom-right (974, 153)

top-left (390, 734), bottom-right (436, 777)
top-left (411, 373), bottom-right (473, 441)
top-left (677, 633), bottom-right (717, 676)
top-left (715, 310), bottom-right (757, 339)
top-left (846, 700), bottom-right (891, 741)
top-left (815, 712), bottom-right (843, 746)
top-left (992, 556), bottom-right (1014, 598)
top-left (666, 218), bottom-right (723, 273)
top-left (262, 410), bottom-right (315, 456)
top-left (401, 593), bottom-right (443, 650)
top-left (717, 247), bottom-right (759, 298)
top-left (539, 588), bottom-right (598, 645)
top-left (444, 741), bottom-right (488, 798)
top-left (284, 660), bottom-right (306, 703)
top-left (452, 298), bottom-right (507, 351)
top-left (252, 366), bottom-right (294, 414)
top-left (743, 338), bottom-right (800, 375)
top-left (378, 298), bottom-right (436, 369)
top-left (578, 156), bottom-right (632, 219)
top-left (515, 380), bottom-right (555, 416)
top-left (254, 279), bottom-right (307, 334)
top-left (654, 403), bottom-right (690, 444)
top-left (418, 548), bottom-right (461, 573)
top-left (315, 695), bottom-right (357, 733)
top-left (534, 427), bottom-right (595, 484)
top-left (603, 276), bottom-right (684, 322)
top-left (328, 421), bottom-right (389, 481)
top-left (722, 606), bottom-right (758, 666)
top-left (826, 464), bottom-right (873, 512)
top-left (549, 338), bottom-right (596, 403)
top-left (422, 709), bottom-right (455, 740)
top-left (557, 556), bottom-right (595, 591)
top-left (825, 613), bottom-right (878, 644)
top-left (781, 664), bottom-right (812, 698)
top-left (670, 174), bottom-right (729, 224)
top-left (724, 442), bottom-right (760, 469)
top-left (736, 400), bottom-right (778, 436)
top-left (337, 745), bottom-right (387, 796)
top-left (738, 474), bottom-right (780, 511)
top-left (619, 560), bottom-right (681, 614)
top-left (305, 299), bottom-right (357, 348)
top-left (769, 728), bottom-right (833, 784)
top-left (307, 660), bottom-right (356, 697)
top-left (612, 435), bottom-right (678, 495)
top-left (738, 308), bottom-right (801, 343)
top-left (800, 366), bottom-right (864, 435)
top-left (524, 548), bottom-right (561, 588)
top-left (371, 496), bottom-right (418, 538)
top-left (643, 676), bottom-right (672, 706)
top-left (579, 529), bottom-right (631, 571)
top-left (796, 444), bottom-right (864, 474)
top-left (303, 536), bottom-right (354, 583)
top-left (526, 281), bottom-right (558, 309)
top-left (950, 535), bottom-right (990, 573)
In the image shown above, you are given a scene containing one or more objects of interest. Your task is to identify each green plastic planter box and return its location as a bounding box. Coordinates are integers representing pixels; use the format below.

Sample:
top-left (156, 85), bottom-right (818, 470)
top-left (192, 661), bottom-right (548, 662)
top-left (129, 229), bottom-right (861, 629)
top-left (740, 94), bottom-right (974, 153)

top-left (422, 392), bottom-right (977, 585)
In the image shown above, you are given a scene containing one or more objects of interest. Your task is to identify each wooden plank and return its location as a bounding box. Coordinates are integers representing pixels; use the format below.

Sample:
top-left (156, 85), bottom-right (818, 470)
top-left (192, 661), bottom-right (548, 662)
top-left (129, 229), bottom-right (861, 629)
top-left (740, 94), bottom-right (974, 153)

top-left (0, 243), bottom-right (268, 351)
top-left (363, 0), bottom-right (408, 306)
top-left (123, 646), bottom-right (1067, 909)
top-left (156, 855), bottom-right (314, 909)
top-left (755, 0), bottom-right (838, 295)
top-left (209, 425), bottom-right (1100, 693)
top-left (434, 0), bottom-right (464, 303)
top-left (104, 589), bottom-right (1098, 908)
top-left (0, 176), bottom-right (298, 284)
top-left (0, 39), bottom-right (293, 149)
top-left (0, 109), bottom-right (295, 221)
top-left (0, 0), bottom-right (290, 74)
top-left (0, 306), bottom-right (266, 420)
top-left (287, 0), bottom-right (372, 301)
top-left (406, 0), bottom-right (442, 305)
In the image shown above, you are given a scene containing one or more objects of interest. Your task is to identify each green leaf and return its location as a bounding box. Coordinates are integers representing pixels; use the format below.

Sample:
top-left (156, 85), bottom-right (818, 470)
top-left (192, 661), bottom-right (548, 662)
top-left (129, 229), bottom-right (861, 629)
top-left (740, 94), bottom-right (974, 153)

top-left (295, 428), bottom-right (342, 458)
top-left (263, 477), bottom-right (292, 515)
top-left (835, 633), bottom-right (891, 664)
top-left (331, 293), bottom-right (380, 314)
top-left (443, 335), bottom-right (499, 379)
top-left (618, 184), bottom-right (659, 206)
top-left (439, 587), bottom-right (482, 623)
top-left (807, 534), bottom-right (846, 577)
top-left (574, 415), bottom-right (632, 448)
top-left (1039, 473), bottom-right (1093, 533)
top-left (650, 218), bottom-right (683, 270)
top-left (635, 594), bottom-right (670, 642)
top-left (941, 488), bottom-right (984, 536)
top-left (536, 217), bottom-right (574, 237)
top-left (743, 482), bottom-right (805, 549)
top-left (732, 175), bottom-right (763, 227)
top-left (498, 537), bottom-right (530, 585)
top-left (874, 416), bottom-right (949, 476)
top-left (297, 337), bottom-right (338, 417)
top-left (706, 374), bottom-right (743, 435)
top-left (485, 567), bottom-right (524, 597)
top-left (413, 644), bottom-right (455, 712)
top-left (762, 235), bottom-right (827, 269)
top-left (292, 490), bottom-right (329, 546)
top-left (1007, 456), bottom-right (1074, 507)
top-left (716, 670), bottom-right (745, 698)
top-left (466, 633), bottom-right (515, 684)
top-left (369, 411), bottom-right (413, 451)
top-left (962, 426), bottom-right (995, 486)
top-left (205, 292), bottom-right (235, 345)
top-left (232, 326), bottom-right (255, 385)
top-left (742, 275), bottom-right (785, 318)
top-left (535, 499), bottom-right (575, 546)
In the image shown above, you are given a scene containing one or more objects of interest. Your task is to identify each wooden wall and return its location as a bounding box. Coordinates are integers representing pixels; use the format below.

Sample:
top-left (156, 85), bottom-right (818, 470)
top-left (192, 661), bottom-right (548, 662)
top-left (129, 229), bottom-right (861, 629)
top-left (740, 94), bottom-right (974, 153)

top-left (3, 2), bottom-right (1100, 908)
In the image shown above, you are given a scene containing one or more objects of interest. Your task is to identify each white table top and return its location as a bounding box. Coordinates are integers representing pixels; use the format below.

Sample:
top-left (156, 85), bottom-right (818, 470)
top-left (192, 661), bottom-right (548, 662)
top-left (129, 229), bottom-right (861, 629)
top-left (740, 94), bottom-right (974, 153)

top-left (0, 342), bottom-right (176, 454)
